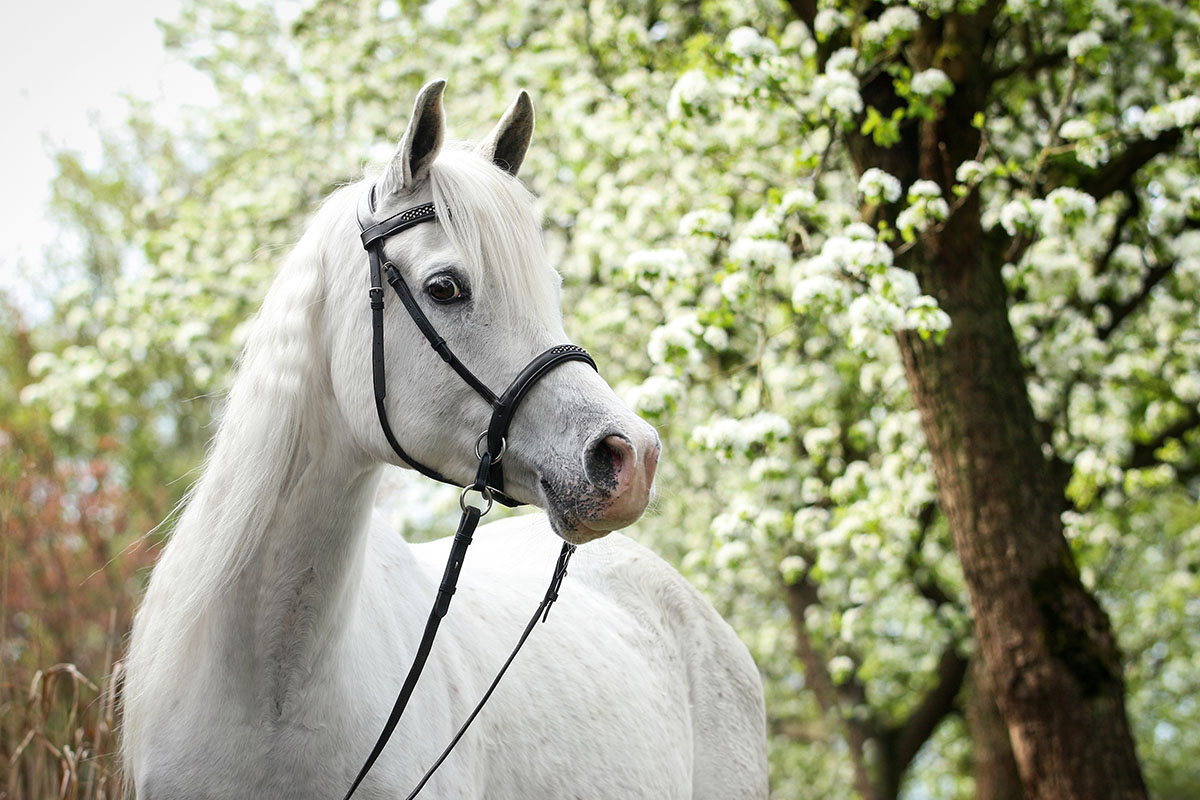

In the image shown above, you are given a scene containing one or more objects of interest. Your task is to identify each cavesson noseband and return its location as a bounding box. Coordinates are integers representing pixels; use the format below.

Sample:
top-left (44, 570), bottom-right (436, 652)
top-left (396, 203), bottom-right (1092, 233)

top-left (342, 182), bottom-right (596, 800)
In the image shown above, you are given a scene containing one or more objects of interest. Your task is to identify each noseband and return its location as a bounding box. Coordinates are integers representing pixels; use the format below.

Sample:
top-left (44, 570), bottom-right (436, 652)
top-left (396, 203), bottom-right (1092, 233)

top-left (342, 183), bottom-right (596, 800)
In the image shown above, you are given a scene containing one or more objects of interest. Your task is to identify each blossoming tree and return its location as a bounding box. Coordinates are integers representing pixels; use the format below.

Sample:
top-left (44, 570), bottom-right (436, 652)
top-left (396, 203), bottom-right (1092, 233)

top-left (20, 0), bottom-right (1200, 798)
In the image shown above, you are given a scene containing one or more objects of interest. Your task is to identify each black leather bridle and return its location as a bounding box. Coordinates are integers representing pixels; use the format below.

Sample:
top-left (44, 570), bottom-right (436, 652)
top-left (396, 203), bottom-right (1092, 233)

top-left (341, 182), bottom-right (597, 800)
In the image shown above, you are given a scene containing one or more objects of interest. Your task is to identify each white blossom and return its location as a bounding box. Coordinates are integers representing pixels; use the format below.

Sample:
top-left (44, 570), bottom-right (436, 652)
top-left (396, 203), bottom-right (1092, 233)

top-left (668, 69), bottom-right (714, 119)
top-left (679, 208), bottom-right (733, 237)
top-left (781, 188), bottom-right (819, 213)
top-left (998, 196), bottom-right (1047, 235)
top-left (702, 325), bottom-right (730, 350)
top-left (1043, 187), bottom-right (1097, 233)
top-left (814, 69), bottom-right (863, 117)
top-left (826, 47), bottom-right (859, 72)
top-left (729, 237), bottom-right (792, 271)
top-left (858, 168), bottom-right (903, 204)
top-left (861, 6), bottom-right (921, 46)
top-left (647, 312), bottom-right (703, 363)
top-left (792, 275), bottom-right (846, 310)
top-left (805, 234), bottom-right (893, 278)
top-left (625, 374), bottom-right (684, 415)
top-left (742, 212), bottom-right (783, 239)
top-left (693, 412), bottom-right (791, 456)
top-left (1068, 30), bottom-right (1103, 60)
top-left (1168, 95), bottom-right (1200, 127)
top-left (910, 68), bottom-right (952, 97)
top-left (898, 181), bottom-right (950, 236)
top-left (813, 8), bottom-right (848, 39)
top-left (904, 295), bottom-right (952, 336)
top-left (1060, 119), bottom-right (1096, 140)
top-left (727, 26), bottom-right (778, 59)
top-left (907, 180), bottom-right (943, 200)
top-left (720, 270), bottom-right (753, 302)
top-left (955, 159), bottom-right (987, 185)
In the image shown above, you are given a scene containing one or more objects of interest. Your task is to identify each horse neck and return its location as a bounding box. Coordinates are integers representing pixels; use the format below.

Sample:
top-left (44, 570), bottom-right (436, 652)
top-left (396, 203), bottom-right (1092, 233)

top-left (133, 224), bottom-right (401, 717)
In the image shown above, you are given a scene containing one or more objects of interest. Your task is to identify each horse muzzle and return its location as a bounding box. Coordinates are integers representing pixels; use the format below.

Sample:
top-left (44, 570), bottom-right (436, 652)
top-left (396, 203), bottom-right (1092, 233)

top-left (542, 428), bottom-right (660, 544)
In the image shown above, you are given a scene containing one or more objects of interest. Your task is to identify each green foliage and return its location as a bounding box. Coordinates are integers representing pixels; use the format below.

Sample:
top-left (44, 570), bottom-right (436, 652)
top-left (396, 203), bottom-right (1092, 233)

top-left (8, 0), bottom-right (1200, 797)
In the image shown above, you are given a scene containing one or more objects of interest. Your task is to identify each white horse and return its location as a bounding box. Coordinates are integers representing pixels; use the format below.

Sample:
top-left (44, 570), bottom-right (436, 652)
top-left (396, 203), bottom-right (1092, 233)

top-left (122, 80), bottom-right (768, 799)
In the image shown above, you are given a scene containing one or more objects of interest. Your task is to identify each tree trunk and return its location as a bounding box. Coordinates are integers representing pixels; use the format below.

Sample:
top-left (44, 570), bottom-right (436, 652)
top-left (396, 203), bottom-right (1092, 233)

top-left (892, 196), bottom-right (1147, 800)
top-left (968, 658), bottom-right (1025, 800)
top-left (776, 0), bottom-right (1150, 793)
top-left (843, 8), bottom-right (1147, 799)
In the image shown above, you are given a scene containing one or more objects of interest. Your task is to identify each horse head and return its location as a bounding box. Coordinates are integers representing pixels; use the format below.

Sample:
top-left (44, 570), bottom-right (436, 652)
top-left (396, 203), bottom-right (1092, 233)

top-left (324, 80), bottom-right (659, 543)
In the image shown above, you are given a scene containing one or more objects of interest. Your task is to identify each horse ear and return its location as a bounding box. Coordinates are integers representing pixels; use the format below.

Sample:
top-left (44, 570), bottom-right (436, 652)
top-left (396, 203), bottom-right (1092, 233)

top-left (380, 79), bottom-right (447, 197)
top-left (477, 90), bottom-right (534, 177)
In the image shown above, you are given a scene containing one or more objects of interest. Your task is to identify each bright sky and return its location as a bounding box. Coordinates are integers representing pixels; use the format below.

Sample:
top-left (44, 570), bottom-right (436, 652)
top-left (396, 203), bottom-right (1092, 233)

top-left (0, 0), bottom-right (210, 315)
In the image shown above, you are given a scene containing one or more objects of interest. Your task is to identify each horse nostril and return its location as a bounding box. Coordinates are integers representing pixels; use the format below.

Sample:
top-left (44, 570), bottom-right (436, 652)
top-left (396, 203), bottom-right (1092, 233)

top-left (584, 434), bottom-right (631, 494)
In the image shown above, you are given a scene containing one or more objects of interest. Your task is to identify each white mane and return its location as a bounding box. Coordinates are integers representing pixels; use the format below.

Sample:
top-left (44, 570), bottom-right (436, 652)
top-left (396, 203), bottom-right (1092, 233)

top-left (427, 144), bottom-right (562, 321)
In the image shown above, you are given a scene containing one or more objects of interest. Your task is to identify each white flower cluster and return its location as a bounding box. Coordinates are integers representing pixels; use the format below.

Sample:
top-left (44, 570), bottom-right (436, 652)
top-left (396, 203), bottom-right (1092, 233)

top-left (781, 187), bottom-right (819, 214)
top-left (1067, 30), bottom-right (1103, 60)
top-left (726, 26), bottom-right (778, 59)
top-left (720, 270), bottom-right (753, 302)
top-left (792, 274), bottom-right (847, 311)
top-left (861, 7), bottom-right (921, 48)
top-left (904, 294), bottom-right (952, 337)
top-left (847, 294), bottom-right (905, 345)
top-left (1058, 118), bottom-right (1111, 167)
top-left (679, 207), bottom-right (733, 238)
top-left (623, 374), bottom-right (684, 416)
top-left (668, 69), bottom-right (715, 119)
top-left (692, 411), bottom-right (791, 458)
top-left (647, 312), bottom-right (703, 364)
top-left (625, 247), bottom-right (694, 290)
top-left (813, 68), bottom-right (863, 119)
top-left (998, 195), bottom-right (1045, 235)
top-left (730, 237), bottom-right (792, 271)
top-left (1137, 96), bottom-right (1200, 139)
top-left (1060, 119), bottom-right (1095, 140)
top-left (955, 159), bottom-right (987, 185)
top-left (800, 231), bottom-right (894, 280)
top-left (910, 68), bottom-right (952, 98)
top-left (1042, 186), bottom-right (1098, 234)
top-left (896, 180), bottom-right (950, 237)
top-left (857, 168), bottom-right (903, 204)
top-left (813, 8), bottom-right (848, 40)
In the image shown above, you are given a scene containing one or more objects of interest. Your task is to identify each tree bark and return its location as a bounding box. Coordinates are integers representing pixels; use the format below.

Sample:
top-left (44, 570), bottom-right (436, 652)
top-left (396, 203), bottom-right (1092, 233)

top-left (830, 5), bottom-right (1150, 798)
top-left (892, 191), bottom-right (1147, 800)
top-left (968, 658), bottom-right (1025, 800)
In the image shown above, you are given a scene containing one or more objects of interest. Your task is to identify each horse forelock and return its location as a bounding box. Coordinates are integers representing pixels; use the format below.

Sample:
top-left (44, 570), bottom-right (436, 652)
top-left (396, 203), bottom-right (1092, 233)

top-left (427, 144), bottom-right (562, 325)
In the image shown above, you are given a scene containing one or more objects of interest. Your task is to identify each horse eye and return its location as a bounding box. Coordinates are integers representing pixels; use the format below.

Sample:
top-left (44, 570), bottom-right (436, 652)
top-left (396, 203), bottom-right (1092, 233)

top-left (426, 274), bottom-right (465, 304)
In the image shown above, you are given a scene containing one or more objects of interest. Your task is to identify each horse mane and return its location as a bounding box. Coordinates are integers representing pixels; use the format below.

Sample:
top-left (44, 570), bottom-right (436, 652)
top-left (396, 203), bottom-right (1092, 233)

top-left (427, 143), bottom-right (562, 322)
top-left (122, 143), bottom-right (561, 775)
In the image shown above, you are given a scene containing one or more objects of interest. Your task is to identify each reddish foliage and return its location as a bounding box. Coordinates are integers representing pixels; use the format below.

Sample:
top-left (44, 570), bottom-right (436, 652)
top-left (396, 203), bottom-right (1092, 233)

top-left (2, 425), bottom-right (158, 678)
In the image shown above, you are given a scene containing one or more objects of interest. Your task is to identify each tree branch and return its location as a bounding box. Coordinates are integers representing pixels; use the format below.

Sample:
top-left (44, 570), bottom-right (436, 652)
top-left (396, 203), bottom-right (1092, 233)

top-left (903, 502), bottom-right (963, 612)
top-left (1076, 129), bottom-right (1185, 201)
top-left (1126, 405), bottom-right (1200, 471)
top-left (786, 577), bottom-right (881, 800)
top-left (887, 644), bottom-right (969, 782)
top-left (1096, 257), bottom-right (1175, 341)
top-left (1093, 187), bottom-right (1140, 280)
top-left (990, 48), bottom-right (1068, 81)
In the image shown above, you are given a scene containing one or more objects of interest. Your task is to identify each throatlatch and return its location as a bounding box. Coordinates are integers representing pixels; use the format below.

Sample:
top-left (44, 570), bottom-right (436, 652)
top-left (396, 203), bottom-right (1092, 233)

top-left (341, 183), bottom-right (595, 800)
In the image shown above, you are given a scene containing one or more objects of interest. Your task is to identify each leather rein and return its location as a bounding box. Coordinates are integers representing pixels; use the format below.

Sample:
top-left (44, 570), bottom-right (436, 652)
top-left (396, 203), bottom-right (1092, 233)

top-left (340, 183), bottom-right (596, 800)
